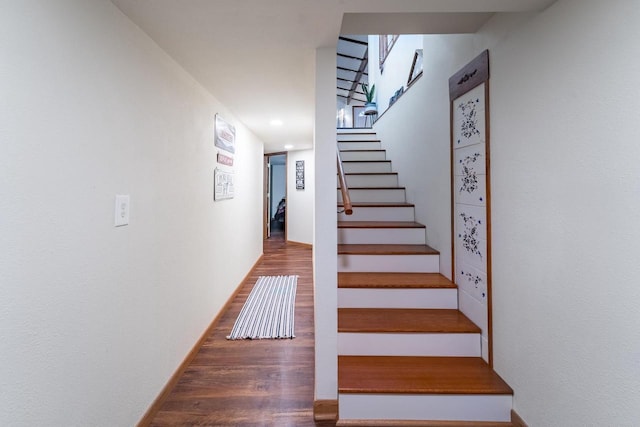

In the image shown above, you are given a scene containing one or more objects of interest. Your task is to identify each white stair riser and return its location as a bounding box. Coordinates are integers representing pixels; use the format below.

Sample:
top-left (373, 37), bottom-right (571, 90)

top-left (338, 254), bottom-right (439, 273)
top-left (338, 333), bottom-right (481, 357)
top-left (459, 290), bottom-right (490, 362)
top-left (338, 141), bottom-right (381, 150)
top-left (339, 394), bottom-right (512, 422)
top-left (338, 206), bottom-right (415, 222)
top-left (338, 189), bottom-right (405, 203)
top-left (342, 161), bottom-right (391, 173)
top-left (338, 288), bottom-right (457, 309)
top-left (337, 133), bottom-right (378, 141)
top-left (343, 174), bottom-right (398, 188)
top-left (340, 151), bottom-right (386, 161)
top-left (338, 228), bottom-right (425, 245)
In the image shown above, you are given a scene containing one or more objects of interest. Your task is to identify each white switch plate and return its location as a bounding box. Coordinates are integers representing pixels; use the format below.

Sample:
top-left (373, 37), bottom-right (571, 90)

top-left (115, 195), bottom-right (130, 227)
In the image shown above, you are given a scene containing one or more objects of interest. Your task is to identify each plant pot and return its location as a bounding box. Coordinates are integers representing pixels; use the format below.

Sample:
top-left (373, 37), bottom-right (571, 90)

top-left (364, 102), bottom-right (378, 115)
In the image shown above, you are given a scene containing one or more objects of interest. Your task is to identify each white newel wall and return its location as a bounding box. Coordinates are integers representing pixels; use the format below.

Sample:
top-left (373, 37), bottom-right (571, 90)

top-left (0, 1), bottom-right (264, 425)
top-left (314, 47), bottom-right (338, 400)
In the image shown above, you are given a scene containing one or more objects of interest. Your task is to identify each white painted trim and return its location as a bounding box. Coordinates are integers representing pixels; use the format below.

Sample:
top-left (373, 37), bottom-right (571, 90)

top-left (338, 141), bottom-right (382, 150)
top-left (340, 151), bottom-right (386, 161)
top-left (338, 228), bottom-right (426, 245)
top-left (343, 174), bottom-right (398, 188)
top-left (339, 393), bottom-right (512, 422)
top-left (338, 332), bottom-right (481, 357)
top-left (338, 188), bottom-right (406, 203)
top-left (342, 161), bottom-right (392, 173)
top-left (338, 288), bottom-right (457, 309)
top-left (338, 206), bottom-right (415, 222)
top-left (338, 254), bottom-right (439, 273)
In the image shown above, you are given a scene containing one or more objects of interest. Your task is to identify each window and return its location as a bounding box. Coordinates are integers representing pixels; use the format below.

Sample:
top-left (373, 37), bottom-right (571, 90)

top-left (379, 35), bottom-right (399, 72)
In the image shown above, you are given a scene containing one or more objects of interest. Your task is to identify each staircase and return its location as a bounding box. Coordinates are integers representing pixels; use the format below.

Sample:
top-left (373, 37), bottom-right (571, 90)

top-left (336, 129), bottom-right (514, 426)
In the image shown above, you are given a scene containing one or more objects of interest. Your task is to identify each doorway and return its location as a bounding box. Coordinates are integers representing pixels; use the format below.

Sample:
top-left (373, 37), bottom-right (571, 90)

top-left (264, 153), bottom-right (287, 240)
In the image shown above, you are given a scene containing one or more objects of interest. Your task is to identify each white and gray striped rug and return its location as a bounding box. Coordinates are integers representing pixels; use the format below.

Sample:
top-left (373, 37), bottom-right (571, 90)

top-left (227, 275), bottom-right (298, 340)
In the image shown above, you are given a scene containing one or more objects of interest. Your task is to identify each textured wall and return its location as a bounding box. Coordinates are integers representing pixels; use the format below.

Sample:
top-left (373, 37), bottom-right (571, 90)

top-left (484, 1), bottom-right (640, 425)
top-left (0, 1), bottom-right (264, 425)
top-left (373, 0), bottom-right (640, 424)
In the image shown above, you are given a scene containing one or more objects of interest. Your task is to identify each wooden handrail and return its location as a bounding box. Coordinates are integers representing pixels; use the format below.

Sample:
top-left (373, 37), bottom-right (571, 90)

top-left (337, 147), bottom-right (353, 215)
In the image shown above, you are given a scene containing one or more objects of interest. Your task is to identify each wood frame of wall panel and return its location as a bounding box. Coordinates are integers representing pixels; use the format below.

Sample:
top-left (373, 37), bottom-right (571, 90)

top-left (448, 49), bottom-right (493, 366)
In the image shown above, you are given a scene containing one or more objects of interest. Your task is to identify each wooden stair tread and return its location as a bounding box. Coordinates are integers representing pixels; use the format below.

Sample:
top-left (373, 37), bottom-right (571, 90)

top-left (338, 244), bottom-right (439, 255)
top-left (338, 309), bottom-right (480, 333)
top-left (338, 186), bottom-right (405, 190)
top-left (336, 420), bottom-right (513, 426)
top-left (338, 221), bottom-right (425, 229)
top-left (338, 202), bottom-right (415, 208)
top-left (338, 272), bottom-right (456, 289)
top-left (342, 160), bottom-right (390, 163)
top-left (338, 356), bottom-right (513, 395)
top-left (344, 172), bottom-right (398, 176)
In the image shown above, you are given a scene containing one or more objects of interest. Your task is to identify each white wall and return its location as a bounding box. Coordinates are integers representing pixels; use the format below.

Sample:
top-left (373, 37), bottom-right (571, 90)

top-left (368, 35), bottom-right (423, 114)
top-left (479, 2), bottom-right (640, 425)
top-left (314, 47), bottom-right (338, 400)
top-left (0, 1), bottom-right (264, 425)
top-left (373, 1), bottom-right (640, 425)
top-left (372, 34), bottom-right (475, 277)
top-left (287, 150), bottom-right (314, 245)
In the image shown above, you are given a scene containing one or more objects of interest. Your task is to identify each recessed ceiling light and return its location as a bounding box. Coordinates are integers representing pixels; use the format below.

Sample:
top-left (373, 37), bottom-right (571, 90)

top-left (284, 144), bottom-right (294, 149)
top-left (270, 119), bottom-right (283, 127)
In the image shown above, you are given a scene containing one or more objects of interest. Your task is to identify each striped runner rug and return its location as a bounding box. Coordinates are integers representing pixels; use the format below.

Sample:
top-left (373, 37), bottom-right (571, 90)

top-left (227, 275), bottom-right (297, 340)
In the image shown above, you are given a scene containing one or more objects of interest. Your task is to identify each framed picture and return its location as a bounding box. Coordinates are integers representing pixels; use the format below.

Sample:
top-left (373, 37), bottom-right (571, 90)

top-left (295, 160), bottom-right (305, 190)
top-left (214, 168), bottom-right (235, 201)
top-left (214, 114), bottom-right (236, 154)
top-left (407, 49), bottom-right (424, 87)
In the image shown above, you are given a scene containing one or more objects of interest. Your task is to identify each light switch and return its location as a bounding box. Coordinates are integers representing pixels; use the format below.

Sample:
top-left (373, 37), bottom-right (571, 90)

top-left (115, 195), bottom-right (130, 227)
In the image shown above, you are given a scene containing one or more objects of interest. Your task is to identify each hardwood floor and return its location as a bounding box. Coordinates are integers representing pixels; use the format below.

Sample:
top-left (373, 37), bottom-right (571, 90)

top-left (146, 236), bottom-right (332, 427)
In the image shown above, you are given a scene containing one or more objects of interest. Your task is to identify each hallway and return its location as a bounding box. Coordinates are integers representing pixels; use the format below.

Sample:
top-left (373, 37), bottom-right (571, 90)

top-left (145, 237), bottom-right (329, 426)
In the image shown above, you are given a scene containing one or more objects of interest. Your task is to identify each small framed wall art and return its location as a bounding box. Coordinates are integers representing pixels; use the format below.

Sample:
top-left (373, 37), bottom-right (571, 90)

top-left (295, 160), bottom-right (305, 190)
top-left (214, 114), bottom-right (236, 154)
top-left (214, 168), bottom-right (235, 201)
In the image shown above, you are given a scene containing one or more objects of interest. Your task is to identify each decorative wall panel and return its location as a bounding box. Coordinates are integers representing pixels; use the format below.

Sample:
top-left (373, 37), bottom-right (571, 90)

top-left (449, 50), bottom-right (491, 363)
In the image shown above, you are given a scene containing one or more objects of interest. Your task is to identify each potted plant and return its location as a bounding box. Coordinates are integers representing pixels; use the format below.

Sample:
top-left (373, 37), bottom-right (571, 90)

top-left (361, 83), bottom-right (377, 115)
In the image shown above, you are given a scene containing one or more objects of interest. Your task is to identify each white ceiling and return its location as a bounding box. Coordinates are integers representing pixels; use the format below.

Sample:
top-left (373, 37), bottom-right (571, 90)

top-left (111, 0), bottom-right (556, 153)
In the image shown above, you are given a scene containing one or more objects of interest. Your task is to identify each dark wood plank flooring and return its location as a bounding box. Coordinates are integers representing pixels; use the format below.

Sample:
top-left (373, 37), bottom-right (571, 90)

top-left (147, 236), bottom-right (332, 426)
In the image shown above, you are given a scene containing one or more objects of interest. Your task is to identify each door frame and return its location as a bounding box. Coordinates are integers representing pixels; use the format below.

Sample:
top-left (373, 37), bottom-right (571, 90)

top-left (263, 152), bottom-right (288, 240)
